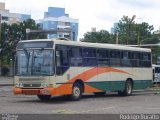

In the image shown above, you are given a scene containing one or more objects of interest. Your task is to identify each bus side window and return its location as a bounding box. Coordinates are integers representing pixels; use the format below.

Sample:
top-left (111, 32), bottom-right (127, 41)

top-left (110, 50), bottom-right (121, 66)
top-left (97, 49), bottom-right (109, 66)
top-left (70, 47), bottom-right (83, 66)
top-left (130, 52), bottom-right (139, 67)
top-left (121, 51), bottom-right (131, 67)
top-left (139, 53), bottom-right (151, 67)
top-left (83, 48), bottom-right (97, 66)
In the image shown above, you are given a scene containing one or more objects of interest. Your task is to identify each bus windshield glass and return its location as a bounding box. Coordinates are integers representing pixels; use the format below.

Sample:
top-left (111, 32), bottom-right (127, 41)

top-left (15, 49), bottom-right (54, 76)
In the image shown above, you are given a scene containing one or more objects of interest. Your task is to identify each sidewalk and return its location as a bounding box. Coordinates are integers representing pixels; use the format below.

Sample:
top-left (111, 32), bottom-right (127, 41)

top-left (0, 76), bottom-right (13, 86)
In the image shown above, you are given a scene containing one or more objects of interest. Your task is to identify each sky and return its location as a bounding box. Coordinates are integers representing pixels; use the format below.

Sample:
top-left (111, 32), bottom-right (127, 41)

top-left (1, 0), bottom-right (160, 39)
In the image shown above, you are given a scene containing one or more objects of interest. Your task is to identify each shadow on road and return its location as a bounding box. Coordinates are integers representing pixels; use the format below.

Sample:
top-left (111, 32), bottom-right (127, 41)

top-left (10, 91), bottom-right (158, 104)
top-left (13, 93), bottom-right (132, 103)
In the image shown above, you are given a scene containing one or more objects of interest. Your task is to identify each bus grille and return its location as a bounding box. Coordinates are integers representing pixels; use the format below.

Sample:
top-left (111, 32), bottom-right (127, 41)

top-left (23, 84), bottom-right (41, 88)
top-left (19, 77), bottom-right (45, 81)
top-left (19, 77), bottom-right (45, 88)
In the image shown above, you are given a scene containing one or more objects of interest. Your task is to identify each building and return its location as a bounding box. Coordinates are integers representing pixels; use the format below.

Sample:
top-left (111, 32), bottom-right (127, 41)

top-left (110, 23), bottom-right (118, 34)
top-left (0, 2), bottom-right (31, 24)
top-left (37, 7), bottom-right (79, 41)
top-left (91, 27), bottom-right (96, 32)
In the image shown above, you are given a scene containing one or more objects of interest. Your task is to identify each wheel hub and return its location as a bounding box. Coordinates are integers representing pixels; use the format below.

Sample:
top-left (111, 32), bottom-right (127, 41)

top-left (73, 87), bottom-right (80, 97)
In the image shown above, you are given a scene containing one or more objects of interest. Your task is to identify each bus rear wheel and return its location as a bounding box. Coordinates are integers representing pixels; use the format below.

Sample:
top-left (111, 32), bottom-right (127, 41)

top-left (70, 83), bottom-right (82, 101)
top-left (118, 80), bottom-right (133, 96)
top-left (37, 95), bottom-right (51, 101)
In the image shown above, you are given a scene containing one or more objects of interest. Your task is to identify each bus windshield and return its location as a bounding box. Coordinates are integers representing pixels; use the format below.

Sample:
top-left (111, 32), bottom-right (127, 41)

top-left (15, 49), bottom-right (54, 76)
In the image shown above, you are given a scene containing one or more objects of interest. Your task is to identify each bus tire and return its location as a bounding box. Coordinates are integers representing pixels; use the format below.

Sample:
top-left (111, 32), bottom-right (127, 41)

top-left (70, 83), bottom-right (82, 101)
top-left (119, 80), bottom-right (133, 96)
top-left (37, 95), bottom-right (51, 101)
top-left (94, 92), bottom-right (106, 96)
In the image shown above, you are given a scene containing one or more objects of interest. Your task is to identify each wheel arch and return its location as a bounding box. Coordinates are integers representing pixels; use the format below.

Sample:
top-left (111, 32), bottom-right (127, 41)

top-left (126, 78), bottom-right (133, 88)
top-left (73, 79), bottom-right (84, 93)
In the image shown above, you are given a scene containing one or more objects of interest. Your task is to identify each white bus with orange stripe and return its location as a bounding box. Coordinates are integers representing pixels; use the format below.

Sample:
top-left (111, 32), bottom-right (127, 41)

top-left (13, 38), bottom-right (152, 101)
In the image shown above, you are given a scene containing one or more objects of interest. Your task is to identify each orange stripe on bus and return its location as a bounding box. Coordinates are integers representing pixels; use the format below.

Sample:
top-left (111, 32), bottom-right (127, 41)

top-left (55, 67), bottom-right (131, 95)
top-left (84, 84), bottom-right (103, 93)
top-left (69, 67), bottom-right (130, 83)
top-left (54, 84), bottom-right (72, 96)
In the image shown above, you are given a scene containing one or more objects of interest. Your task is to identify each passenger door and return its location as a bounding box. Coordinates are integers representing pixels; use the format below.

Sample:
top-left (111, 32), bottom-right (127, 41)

top-left (55, 45), bottom-right (71, 95)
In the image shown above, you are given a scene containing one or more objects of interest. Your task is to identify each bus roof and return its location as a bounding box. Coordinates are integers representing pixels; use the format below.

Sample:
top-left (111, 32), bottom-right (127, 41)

top-left (19, 38), bottom-right (151, 52)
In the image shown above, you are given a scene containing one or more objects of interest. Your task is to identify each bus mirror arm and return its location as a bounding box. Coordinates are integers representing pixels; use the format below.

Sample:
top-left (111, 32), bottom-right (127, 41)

top-left (56, 51), bottom-right (63, 75)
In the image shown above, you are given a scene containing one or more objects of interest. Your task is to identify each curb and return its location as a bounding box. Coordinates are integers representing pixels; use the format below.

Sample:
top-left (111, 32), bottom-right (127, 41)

top-left (0, 84), bottom-right (12, 87)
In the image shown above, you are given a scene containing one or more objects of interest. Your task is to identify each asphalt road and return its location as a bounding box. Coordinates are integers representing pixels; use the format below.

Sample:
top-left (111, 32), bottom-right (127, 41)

top-left (0, 86), bottom-right (160, 114)
top-left (0, 77), bottom-right (160, 120)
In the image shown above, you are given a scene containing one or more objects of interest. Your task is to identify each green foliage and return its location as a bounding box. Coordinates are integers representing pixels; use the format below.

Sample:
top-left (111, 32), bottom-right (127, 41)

top-left (1, 66), bottom-right (10, 76)
top-left (82, 15), bottom-right (155, 45)
top-left (81, 30), bottom-right (115, 43)
top-left (116, 15), bottom-right (154, 45)
top-left (152, 47), bottom-right (160, 64)
top-left (0, 19), bottom-right (46, 66)
top-left (116, 15), bottom-right (136, 45)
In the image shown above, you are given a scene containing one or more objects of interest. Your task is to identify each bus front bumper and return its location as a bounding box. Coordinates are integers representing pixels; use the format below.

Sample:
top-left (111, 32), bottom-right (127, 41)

top-left (13, 87), bottom-right (54, 95)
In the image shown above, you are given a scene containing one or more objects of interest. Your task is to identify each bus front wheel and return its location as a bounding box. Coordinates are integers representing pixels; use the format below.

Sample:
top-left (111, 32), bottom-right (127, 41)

top-left (70, 83), bottom-right (82, 101)
top-left (37, 95), bottom-right (51, 101)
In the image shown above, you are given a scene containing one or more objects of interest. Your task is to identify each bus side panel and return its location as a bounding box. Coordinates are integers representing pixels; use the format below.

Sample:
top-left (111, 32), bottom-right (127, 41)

top-left (133, 80), bottom-right (152, 90)
top-left (82, 67), bottom-right (129, 92)
top-left (132, 68), bottom-right (152, 90)
top-left (85, 81), bottom-right (125, 92)
top-left (54, 83), bottom-right (73, 96)
top-left (54, 67), bottom-right (152, 95)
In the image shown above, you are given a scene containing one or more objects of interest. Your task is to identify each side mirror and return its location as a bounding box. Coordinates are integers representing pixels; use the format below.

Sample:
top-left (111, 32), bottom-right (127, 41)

top-left (56, 51), bottom-right (61, 67)
top-left (56, 51), bottom-right (62, 75)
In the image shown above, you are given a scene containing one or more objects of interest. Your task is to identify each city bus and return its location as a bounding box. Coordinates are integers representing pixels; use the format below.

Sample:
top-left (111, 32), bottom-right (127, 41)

top-left (13, 38), bottom-right (152, 101)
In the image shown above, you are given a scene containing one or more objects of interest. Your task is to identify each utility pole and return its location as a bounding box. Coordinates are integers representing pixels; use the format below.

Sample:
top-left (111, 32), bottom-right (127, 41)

top-left (137, 17), bottom-right (143, 47)
top-left (137, 31), bottom-right (140, 47)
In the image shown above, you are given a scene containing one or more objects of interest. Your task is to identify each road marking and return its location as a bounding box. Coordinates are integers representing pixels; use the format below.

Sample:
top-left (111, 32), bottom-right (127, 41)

top-left (80, 106), bottom-right (117, 113)
top-left (52, 109), bottom-right (79, 114)
top-left (145, 108), bottom-right (160, 110)
top-left (52, 106), bottom-right (116, 114)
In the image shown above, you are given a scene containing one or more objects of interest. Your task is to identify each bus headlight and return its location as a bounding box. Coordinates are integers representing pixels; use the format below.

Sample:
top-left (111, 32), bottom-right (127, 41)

top-left (40, 83), bottom-right (49, 88)
top-left (15, 83), bottom-right (23, 88)
top-left (19, 83), bottom-right (23, 87)
top-left (15, 83), bottom-right (19, 87)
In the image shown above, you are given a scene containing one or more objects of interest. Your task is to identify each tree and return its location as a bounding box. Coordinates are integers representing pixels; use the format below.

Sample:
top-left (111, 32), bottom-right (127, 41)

top-left (116, 15), bottom-right (155, 45)
top-left (134, 22), bottom-right (154, 45)
top-left (81, 30), bottom-right (115, 43)
top-left (0, 22), bottom-right (10, 65)
top-left (116, 15), bottom-right (136, 45)
top-left (80, 14), bottom-right (159, 63)
top-left (0, 19), bottom-right (46, 67)
top-left (19, 19), bottom-right (46, 40)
